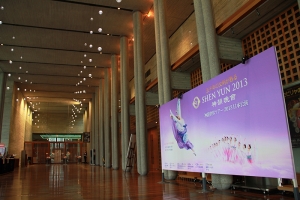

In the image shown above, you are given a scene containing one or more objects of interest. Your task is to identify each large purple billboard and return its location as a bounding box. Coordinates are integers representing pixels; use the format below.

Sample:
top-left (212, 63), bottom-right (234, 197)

top-left (159, 47), bottom-right (295, 179)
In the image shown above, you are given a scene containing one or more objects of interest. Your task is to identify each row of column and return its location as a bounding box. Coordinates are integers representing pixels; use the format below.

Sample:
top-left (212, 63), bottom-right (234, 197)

top-left (90, 0), bottom-right (221, 177)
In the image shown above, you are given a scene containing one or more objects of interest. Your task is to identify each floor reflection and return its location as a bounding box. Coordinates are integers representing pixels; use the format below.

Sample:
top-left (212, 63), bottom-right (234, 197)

top-left (0, 164), bottom-right (296, 200)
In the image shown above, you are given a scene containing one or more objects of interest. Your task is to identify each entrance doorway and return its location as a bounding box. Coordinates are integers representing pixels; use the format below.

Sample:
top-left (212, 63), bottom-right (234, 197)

top-left (24, 141), bottom-right (87, 164)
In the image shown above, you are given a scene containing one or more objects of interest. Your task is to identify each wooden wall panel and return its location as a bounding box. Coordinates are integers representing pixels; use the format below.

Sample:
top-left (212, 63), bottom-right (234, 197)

top-left (212, 0), bottom-right (248, 28)
top-left (242, 4), bottom-right (300, 85)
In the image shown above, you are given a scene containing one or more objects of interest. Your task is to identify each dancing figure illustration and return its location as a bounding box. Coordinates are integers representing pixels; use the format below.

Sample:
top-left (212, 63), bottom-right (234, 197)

top-left (170, 99), bottom-right (196, 156)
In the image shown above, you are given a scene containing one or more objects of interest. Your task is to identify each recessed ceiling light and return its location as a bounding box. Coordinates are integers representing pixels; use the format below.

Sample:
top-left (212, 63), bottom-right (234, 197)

top-left (99, 10), bottom-right (103, 15)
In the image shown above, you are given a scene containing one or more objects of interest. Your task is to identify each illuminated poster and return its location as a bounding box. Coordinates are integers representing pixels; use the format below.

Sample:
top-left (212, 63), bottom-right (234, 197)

top-left (284, 84), bottom-right (300, 147)
top-left (159, 47), bottom-right (295, 178)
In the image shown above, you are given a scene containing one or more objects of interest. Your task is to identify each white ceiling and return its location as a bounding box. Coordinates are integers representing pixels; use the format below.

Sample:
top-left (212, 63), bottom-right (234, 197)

top-left (0, 0), bottom-right (296, 115)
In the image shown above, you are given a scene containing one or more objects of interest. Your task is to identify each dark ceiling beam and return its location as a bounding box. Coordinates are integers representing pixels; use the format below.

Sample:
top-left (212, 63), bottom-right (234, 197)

top-left (0, 60), bottom-right (108, 69)
top-left (52, 0), bottom-right (134, 12)
top-left (2, 23), bottom-right (122, 37)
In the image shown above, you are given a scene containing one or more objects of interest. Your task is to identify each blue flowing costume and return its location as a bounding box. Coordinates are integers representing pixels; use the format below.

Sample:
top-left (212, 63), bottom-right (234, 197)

top-left (170, 99), bottom-right (194, 150)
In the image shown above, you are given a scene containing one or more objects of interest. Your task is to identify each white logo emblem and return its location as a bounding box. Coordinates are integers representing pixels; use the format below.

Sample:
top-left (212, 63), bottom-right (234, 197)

top-left (193, 97), bottom-right (200, 109)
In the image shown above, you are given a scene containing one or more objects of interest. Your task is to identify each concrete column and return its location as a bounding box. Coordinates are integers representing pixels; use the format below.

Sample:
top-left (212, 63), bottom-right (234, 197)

top-left (24, 105), bottom-right (32, 141)
top-left (94, 87), bottom-right (99, 165)
top-left (157, 0), bottom-right (171, 102)
top-left (153, 0), bottom-right (163, 104)
top-left (104, 68), bottom-right (111, 168)
top-left (120, 36), bottom-right (130, 171)
top-left (99, 79), bottom-right (104, 166)
top-left (0, 72), bottom-right (5, 141)
top-left (87, 102), bottom-right (92, 163)
top-left (154, 0), bottom-right (176, 180)
top-left (91, 93), bottom-right (95, 164)
top-left (201, 0), bottom-right (220, 78)
top-left (1, 75), bottom-right (14, 148)
top-left (111, 55), bottom-right (119, 170)
top-left (133, 11), bottom-right (148, 176)
top-left (194, 0), bottom-right (227, 190)
top-left (193, 0), bottom-right (210, 82)
top-left (133, 12), bottom-right (141, 173)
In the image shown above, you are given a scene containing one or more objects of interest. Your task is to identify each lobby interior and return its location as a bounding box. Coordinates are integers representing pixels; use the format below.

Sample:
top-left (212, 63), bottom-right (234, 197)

top-left (0, 0), bottom-right (300, 199)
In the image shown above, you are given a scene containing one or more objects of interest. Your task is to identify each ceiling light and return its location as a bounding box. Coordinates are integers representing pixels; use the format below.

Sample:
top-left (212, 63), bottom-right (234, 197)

top-left (19, 66), bottom-right (22, 69)
top-left (84, 54), bottom-right (86, 57)
top-left (90, 17), bottom-right (93, 21)
top-left (98, 47), bottom-right (102, 51)
top-left (0, 21), bottom-right (2, 24)
top-left (26, 71), bottom-right (28, 73)
top-left (9, 60), bottom-right (12, 64)
top-left (83, 78), bottom-right (86, 81)
top-left (99, 10), bottom-right (103, 15)
top-left (116, 0), bottom-right (121, 2)
top-left (11, 48), bottom-right (14, 51)
top-left (20, 56), bottom-right (23, 59)
top-left (84, 43), bottom-right (87, 46)
top-left (90, 31), bottom-right (93, 34)
top-left (6, 86), bottom-right (9, 90)
top-left (89, 44), bottom-right (93, 48)
top-left (89, 59), bottom-right (92, 62)
top-left (83, 66), bottom-right (86, 69)
top-left (12, 36), bottom-right (15, 39)
top-left (8, 73), bottom-right (11, 77)
top-left (118, 8), bottom-right (120, 10)
top-left (98, 28), bottom-right (102, 32)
